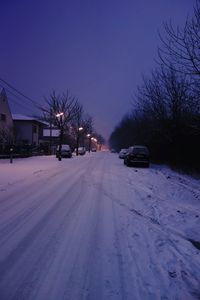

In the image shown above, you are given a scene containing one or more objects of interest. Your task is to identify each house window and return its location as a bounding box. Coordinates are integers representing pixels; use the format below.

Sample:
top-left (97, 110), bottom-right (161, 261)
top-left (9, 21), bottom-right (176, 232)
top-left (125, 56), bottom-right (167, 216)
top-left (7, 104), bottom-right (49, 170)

top-left (0, 114), bottom-right (6, 121)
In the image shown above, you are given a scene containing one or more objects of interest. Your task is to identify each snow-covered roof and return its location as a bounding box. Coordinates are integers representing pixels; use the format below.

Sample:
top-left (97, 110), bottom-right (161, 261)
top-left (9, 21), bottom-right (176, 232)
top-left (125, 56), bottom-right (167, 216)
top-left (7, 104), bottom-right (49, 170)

top-left (12, 114), bottom-right (47, 124)
top-left (12, 114), bottom-right (37, 121)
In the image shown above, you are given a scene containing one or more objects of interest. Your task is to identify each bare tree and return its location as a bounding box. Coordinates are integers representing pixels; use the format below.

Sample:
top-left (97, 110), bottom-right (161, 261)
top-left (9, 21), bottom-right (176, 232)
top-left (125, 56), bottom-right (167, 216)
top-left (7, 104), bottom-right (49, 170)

top-left (136, 70), bottom-right (167, 123)
top-left (41, 90), bottom-right (79, 159)
top-left (42, 90), bottom-right (79, 126)
top-left (135, 68), bottom-right (196, 141)
top-left (109, 67), bottom-right (200, 165)
top-left (158, 1), bottom-right (200, 76)
top-left (82, 114), bottom-right (93, 136)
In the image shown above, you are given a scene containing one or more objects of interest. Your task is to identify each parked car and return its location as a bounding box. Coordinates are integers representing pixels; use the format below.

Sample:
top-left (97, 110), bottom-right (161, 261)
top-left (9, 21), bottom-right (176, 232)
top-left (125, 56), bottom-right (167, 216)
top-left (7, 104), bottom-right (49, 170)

top-left (124, 145), bottom-right (150, 167)
top-left (78, 147), bottom-right (86, 155)
top-left (119, 148), bottom-right (128, 159)
top-left (56, 144), bottom-right (72, 158)
top-left (91, 147), bottom-right (97, 152)
top-left (111, 149), bottom-right (116, 153)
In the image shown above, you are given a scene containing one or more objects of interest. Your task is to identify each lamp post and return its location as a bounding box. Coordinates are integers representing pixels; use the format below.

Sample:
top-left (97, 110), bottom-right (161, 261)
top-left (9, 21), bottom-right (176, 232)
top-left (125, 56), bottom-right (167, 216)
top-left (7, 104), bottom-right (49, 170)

top-left (56, 112), bottom-right (64, 161)
top-left (10, 147), bottom-right (13, 164)
top-left (76, 126), bottom-right (83, 156)
top-left (91, 137), bottom-right (98, 151)
top-left (49, 108), bottom-right (52, 155)
top-left (87, 133), bottom-right (92, 153)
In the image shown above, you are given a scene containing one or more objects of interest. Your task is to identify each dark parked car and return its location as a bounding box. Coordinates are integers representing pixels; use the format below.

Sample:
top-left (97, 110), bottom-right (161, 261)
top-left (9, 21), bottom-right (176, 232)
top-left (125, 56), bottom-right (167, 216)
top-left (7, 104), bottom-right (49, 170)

top-left (124, 145), bottom-right (150, 167)
top-left (56, 144), bottom-right (72, 158)
top-left (111, 149), bottom-right (116, 153)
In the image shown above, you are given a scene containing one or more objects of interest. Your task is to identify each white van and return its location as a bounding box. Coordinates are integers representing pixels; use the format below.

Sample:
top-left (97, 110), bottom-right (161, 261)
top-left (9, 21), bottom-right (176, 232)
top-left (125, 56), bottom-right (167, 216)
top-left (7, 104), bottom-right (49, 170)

top-left (78, 147), bottom-right (86, 155)
top-left (56, 144), bottom-right (72, 158)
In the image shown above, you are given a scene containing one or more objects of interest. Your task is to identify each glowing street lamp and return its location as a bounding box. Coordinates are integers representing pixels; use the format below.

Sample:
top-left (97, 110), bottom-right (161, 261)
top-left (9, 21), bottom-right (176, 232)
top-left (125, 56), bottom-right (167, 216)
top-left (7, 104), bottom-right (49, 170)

top-left (56, 112), bottom-right (64, 161)
top-left (87, 134), bottom-right (92, 152)
top-left (91, 137), bottom-right (98, 151)
top-left (56, 112), bottom-right (64, 118)
top-left (76, 126), bottom-right (84, 156)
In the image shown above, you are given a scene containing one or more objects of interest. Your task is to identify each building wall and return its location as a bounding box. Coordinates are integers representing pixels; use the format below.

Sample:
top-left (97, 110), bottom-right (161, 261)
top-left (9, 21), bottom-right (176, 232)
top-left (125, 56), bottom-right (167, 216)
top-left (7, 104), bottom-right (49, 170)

top-left (14, 121), bottom-right (40, 145)
top-left (0, 89), bottom-right (14, 148)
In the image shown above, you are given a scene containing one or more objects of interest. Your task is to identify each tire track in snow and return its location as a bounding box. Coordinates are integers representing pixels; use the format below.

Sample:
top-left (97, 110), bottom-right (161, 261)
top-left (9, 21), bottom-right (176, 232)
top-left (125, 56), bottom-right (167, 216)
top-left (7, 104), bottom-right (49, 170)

top-left (0, 154), bottom-right (108, 300)
top-left (0, 156), bottom-right (94, 242)
top-left (61, 155), bottom-right (107, 300)
top-left (0, 156), bottom-right (91, 210)
top-left (0, 158), bottom-right (98, 299)
top-left (0, 166), bottom-right (87, 248)
top-left (1, 153), bottom-right (200, 299)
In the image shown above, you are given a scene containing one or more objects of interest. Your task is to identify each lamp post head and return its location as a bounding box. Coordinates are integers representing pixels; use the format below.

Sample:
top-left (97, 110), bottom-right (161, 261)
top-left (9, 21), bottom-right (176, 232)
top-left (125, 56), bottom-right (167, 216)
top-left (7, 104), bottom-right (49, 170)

top-left (56, 112), bottom-right (64, 118)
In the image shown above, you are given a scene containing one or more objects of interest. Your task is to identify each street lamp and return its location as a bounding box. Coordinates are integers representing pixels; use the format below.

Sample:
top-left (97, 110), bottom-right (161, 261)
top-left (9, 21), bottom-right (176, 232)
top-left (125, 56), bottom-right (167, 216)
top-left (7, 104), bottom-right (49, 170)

top-left (87, 134), bottom-right (92, 152)
top-left (56, 112), bottom-right (64, 119)
top-left (91, 137), bottom-right (98, 151)
top-left (91, 137), bottom-right (97, 143)
top-left (56, 112), bottom-right (64, 161)
top-left (76, 126), bottom-right (84, 156)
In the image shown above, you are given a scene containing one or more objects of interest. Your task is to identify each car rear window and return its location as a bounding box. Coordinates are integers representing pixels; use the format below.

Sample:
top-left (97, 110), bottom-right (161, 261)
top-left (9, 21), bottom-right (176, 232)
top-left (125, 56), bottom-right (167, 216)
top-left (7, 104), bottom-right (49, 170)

top-left (132, 147), bottom-right (149, 154)
top-left (57, 145), bottom-right (71, 150)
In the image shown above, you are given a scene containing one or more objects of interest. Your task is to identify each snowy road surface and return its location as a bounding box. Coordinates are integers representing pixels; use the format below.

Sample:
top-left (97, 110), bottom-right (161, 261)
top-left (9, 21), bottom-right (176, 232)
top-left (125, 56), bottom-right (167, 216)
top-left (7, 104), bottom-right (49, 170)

top-left (0, 152), bottom-right (200, 300)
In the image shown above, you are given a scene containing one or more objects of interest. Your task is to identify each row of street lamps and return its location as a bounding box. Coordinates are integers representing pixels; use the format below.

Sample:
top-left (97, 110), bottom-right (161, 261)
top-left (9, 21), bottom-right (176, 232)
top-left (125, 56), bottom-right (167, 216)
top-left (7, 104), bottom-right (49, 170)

top-left (86, 134), bottom-right (97, 152)
top-left (55, 112), bottom-right (98, 160)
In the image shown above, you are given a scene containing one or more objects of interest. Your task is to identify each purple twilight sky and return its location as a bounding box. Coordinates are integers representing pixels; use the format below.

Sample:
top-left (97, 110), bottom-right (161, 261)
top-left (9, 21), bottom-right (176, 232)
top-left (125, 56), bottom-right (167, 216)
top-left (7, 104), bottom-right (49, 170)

top-left (0, 0), bottom-right (195, 141)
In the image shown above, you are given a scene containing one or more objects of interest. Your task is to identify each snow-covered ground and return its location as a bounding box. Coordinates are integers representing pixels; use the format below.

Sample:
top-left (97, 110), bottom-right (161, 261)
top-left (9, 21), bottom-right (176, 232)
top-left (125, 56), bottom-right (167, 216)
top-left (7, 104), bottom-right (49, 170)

top-left (0, 152), bottom-right (200, 300)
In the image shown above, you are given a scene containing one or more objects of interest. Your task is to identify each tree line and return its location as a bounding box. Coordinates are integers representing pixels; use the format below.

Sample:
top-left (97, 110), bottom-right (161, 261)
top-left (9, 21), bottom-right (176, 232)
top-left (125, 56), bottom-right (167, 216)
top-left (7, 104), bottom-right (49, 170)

top-left (109, 1), bottom-right (200, 172)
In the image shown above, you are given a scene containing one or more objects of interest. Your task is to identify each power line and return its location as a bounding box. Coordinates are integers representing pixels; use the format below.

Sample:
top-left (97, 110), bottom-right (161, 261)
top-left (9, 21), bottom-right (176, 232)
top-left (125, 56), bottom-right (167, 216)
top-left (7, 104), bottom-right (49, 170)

top-left (0, 83), bottom-right (38, 114)
top-left (0, 77), bottom-right (41, 107)
top-left (0, 77), bottom-right (60, 116)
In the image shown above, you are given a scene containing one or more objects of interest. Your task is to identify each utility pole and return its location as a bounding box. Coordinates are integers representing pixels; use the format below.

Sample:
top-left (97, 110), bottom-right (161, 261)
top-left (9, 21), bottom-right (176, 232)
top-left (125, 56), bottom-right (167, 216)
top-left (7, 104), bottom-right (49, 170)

top-left (87, 134), bottom-right (92, 153)
top-left (76, 127), bottom-right (83, 156)
top-left (49, 108), bottom-right (52, 155)
top-left (56, 112), bottom-right (64, 161)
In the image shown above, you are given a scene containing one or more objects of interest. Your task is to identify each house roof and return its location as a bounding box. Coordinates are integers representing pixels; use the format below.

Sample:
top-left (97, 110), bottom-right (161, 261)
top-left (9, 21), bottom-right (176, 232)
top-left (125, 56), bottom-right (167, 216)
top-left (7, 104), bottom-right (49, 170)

top-left (0, 88), bottom-right (7, 101)
top-left (12, 114), bottom-right (47, 125)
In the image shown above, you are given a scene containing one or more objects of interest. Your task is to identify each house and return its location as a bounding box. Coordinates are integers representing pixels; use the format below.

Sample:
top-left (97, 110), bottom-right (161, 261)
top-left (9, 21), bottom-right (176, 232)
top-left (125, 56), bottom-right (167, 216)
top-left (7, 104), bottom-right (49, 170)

top-left (0, 87), bottom-right (56, 154)
top-left (0, 88), bottom-right (14, 151)
top-left (12, 114), bottom-right (47, 146)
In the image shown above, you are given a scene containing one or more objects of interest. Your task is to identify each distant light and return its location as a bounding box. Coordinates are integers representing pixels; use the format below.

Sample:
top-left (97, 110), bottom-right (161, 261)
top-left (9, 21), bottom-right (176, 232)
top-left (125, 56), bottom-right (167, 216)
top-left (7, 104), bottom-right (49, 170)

top-left (79, 127), bottom-right (83, 131)
top-left (87, 134), bottom-right (91, 137)
top-left (56, 112), bottom-right (64, 117)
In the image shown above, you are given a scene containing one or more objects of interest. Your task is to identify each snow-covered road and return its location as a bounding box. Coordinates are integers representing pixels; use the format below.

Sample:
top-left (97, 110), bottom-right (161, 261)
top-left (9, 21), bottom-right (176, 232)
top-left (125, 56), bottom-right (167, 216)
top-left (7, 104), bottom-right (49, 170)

top-left (0, 152), bottom-right (200, 299)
